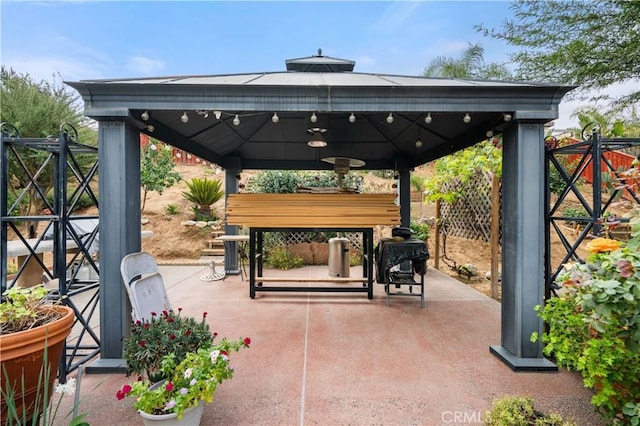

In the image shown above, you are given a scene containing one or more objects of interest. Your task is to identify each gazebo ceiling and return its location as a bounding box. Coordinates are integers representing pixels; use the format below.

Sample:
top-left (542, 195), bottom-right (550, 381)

top-left (66, 51), bottom-right (574, 171)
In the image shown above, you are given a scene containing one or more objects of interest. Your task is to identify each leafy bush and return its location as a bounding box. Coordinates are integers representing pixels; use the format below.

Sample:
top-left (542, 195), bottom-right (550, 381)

top-left (484, 396), bottom-right (576, 426)
top-left (182, 177), bottom-right (224, 217)
top-left (141, 141), bottom-right (181, 212)
top-left (45, 186), bottom-right (96, 212)
top-left (410, 175), bottom-right (424, 193)
top-left (410, 222), bottom-right (430, 240)
top-left (561, 206), bottom-right (587, 226)
top-left (249, 170), bottom-right (363, 193)
top-left (165, 203), bottom-right (179, 215)
top-left (423, 140), bottom-right (501, 203)
top-left (266, 246), bottom-right (303, 270)
top-left (533, 215), bottom-right (640, 424)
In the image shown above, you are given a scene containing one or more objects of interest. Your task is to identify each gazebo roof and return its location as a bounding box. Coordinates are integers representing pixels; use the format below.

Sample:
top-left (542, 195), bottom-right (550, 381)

top-left (66, 52), bottom-right (573, 171)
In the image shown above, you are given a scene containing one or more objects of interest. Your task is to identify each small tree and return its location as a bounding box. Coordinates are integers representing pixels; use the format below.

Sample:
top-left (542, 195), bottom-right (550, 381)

top-left (1, 67), bottom-right (97, 236)
top-left (181, 177), bottom-right (224, 219)
top-left (140, 141), bottom-right (181, 213)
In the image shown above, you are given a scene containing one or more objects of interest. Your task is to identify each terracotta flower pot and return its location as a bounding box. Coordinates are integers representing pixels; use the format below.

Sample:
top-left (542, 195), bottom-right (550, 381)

top-left (0, 305), bottom-right (74, 423)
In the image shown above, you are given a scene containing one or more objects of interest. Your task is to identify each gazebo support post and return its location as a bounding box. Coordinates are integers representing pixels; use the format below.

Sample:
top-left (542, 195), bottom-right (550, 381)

top-left (223, 166), bottom-right (241, 274)
top-left (86, 120), bottom-right (140, 373)
top-left (398, 167), bottom-right (411, 227)
top-left (490, 121), bottom-right (557, 371)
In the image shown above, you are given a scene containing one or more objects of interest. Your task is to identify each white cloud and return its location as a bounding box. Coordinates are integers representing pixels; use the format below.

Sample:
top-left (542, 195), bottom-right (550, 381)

top-left (126, 56), bottom-right (165, 76)
top-left (370, 1), bottom-right (421, 33)
top-left (554, 79), bottom-right (640, 131)
top-left (3, 56), bottom-right (106, 82)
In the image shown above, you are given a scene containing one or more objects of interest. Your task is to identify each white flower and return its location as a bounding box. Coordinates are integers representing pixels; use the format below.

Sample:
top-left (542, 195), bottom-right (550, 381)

top-left (184, 368), bottom-right (193, 379)
top-left (150, 144), bottom-right (157, 151)
top-left (210, 350), bottom-right (220, 362)
top-left (190, 378), bottom-right (197, 386)
top-left (54, 377), bottom-right (76, 395)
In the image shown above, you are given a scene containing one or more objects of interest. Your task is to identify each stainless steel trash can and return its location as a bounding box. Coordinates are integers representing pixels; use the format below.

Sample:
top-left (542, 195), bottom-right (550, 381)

top-left (328, 237), bottom-right (350, 277)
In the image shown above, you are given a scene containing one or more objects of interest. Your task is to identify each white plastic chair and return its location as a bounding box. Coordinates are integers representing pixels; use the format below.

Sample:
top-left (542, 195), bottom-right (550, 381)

top-left (120, 252), bottom-right (172, 321)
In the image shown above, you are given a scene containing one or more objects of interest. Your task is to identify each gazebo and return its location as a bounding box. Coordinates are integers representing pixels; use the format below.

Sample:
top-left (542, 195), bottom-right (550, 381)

top-left (65, 51), bottom-right (573, 372)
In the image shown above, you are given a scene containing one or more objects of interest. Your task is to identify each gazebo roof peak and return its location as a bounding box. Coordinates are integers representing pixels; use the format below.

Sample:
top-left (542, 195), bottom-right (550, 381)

top-left (285, 48), bottom-right (355, 72)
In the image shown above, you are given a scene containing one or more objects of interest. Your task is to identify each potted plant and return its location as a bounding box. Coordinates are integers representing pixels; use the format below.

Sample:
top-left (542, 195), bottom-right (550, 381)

top-left (123, 309), bottom-right (214, 383)
top-left (117, 336), bottom-right (251, 425)
top-left (533, 215), bottom-right (640, 425)
top-left (0, 285), bottom-right (75, 424)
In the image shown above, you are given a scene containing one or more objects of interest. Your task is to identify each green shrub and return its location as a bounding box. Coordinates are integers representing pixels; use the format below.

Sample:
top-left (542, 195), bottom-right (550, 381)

top-left (45, 186), bottom-right (96, 212)
top-left (410, 175), bottom-right (424, 192)
top-left (266, 246), bottom-right (303, 270)
top-left (534, 217), bottom-right (640, 424)
top-left (484, 396), bottom-right (576, 426)
top-left (249, 170), bottom-right (363, 193)
top-left (410, 222), bottom-right (430, 240)
top-left (182, 177), bottom-right (224, 217)
top-left (165, 203), bottom-right (179, 215)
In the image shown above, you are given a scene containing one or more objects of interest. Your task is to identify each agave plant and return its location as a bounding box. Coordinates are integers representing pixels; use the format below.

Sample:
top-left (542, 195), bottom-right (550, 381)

top-left (181, 177), bottom-right (224, 218)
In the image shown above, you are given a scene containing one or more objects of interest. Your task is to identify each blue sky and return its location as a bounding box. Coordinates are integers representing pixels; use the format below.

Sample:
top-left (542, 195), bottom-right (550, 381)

top-left (0, 0), bottom-right (603, 129)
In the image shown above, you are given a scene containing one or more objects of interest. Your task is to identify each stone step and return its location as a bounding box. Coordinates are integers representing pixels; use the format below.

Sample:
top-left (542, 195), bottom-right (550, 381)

top-left (206, 239), bottom-right (225, 249)
top-left (201, 248), bottom-right (225, 256)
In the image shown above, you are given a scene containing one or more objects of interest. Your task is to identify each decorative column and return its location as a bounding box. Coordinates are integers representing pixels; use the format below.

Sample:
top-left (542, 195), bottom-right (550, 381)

top-left (86, 120), bottom-right (141, 373)
top-left (490, 121), bottom-right (557, 371)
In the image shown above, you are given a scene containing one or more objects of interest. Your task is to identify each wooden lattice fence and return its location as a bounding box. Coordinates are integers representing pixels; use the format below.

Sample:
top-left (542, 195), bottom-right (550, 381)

top-left (439, 171), bottom-right (500, 243)
top-left (266, 232), bottom-right (363, 251)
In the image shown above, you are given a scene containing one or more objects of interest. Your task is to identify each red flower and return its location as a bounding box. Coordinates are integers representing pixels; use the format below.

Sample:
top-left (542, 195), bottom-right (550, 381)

top-left (165, 382), bottom-right (174, 392)
top-left (178, 307), bottom-right (183, 312)
top-left (185, 329), bottom-right (191, 336)
top-left (213, 332), bottom-right (218, 337)
top-left (203, 311), bottom-right (208, 318)
top-left (139, 340), bottom-right (146, 347)
top-left (221, 350), bottom-right (228, 356)
top-left (150, 311), bottom-right (157, 316)
top-left (167, 317), bottom-right (175, 323)
top-left (143, 323), bottom-right (150, 329)
top-left (169, 333), bottom-right (176, 340)
top-left (116, 384), bottom-right (132, 400)
top-left (243, 337), bottom-right (251, 346)
top-left (135, 320), bottom-right (141, 325)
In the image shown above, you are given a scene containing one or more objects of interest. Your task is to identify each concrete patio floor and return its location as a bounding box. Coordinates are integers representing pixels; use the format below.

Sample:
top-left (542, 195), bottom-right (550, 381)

top-left (55, 264), bottom-right (605, 426)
